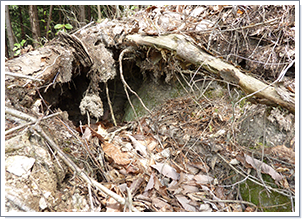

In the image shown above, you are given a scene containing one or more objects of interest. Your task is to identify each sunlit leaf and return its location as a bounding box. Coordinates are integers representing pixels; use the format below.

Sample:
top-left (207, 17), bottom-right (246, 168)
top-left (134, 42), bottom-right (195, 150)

top-left (54, 24), bottom-right (64, 29)
top-left (65, 24), bottom-right (73, 29)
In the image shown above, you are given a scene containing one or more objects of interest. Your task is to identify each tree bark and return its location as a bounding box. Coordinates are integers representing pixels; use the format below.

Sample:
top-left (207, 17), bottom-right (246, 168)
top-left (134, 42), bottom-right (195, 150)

top-left (87, 5), bottom-right (91, 21)
top-left (29, 5), bottom-right (41, 48)
top-left (45, 5), bottom-right (53, 40)
top-left (18, 6), bottom-right (26, 40)
top-left (79, 5), bottom-right (86, 23)
top-left (115, 5), bottom-right (121, 18)
top-left (5, 5), bottom-right (15, 57)
top-left (5, 31), bottom-right (9, 58)
top-left (97, 5), bottom-right (101, 21)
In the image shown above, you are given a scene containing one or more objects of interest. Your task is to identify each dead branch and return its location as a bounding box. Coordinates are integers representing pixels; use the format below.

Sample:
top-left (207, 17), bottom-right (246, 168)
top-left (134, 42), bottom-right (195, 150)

top-left (105, 82), bottom-right (117, 126)
top-left (5, 111), bottom-right (62, 136)
top-left (119, 47), bottom-right (152, 117)
top-left (126, 34), bottom-right (295, 113)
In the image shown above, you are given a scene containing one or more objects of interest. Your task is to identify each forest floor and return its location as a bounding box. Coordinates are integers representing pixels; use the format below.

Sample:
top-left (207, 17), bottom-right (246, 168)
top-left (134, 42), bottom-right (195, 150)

top-left (4, 5), bottom-right (296, 214)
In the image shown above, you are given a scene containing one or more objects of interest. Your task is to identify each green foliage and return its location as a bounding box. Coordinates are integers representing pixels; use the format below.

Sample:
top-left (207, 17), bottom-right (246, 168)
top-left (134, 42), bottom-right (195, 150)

top-left (54, 23), bottom-right (73, 34)
top-left (6, 5), bottom-right (148, 52)
top-left (13, 39), bottom-right (26, 56)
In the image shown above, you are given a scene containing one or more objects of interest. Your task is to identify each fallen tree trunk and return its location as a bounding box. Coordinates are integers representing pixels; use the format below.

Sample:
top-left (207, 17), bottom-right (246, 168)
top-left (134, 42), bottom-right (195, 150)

top-left (126, 34), bottom-right (295, 114)
top-left (5, 28), bottom-right (294, 114)
top-left (5, 30), bottom-right (116, 119)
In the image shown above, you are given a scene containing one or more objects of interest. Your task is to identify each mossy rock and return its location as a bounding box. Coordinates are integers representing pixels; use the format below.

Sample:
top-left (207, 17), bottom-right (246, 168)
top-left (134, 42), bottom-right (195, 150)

top-left (239, 174), bottom-right (292, 212)
top-left (123, 78), bottom-right (187, 121)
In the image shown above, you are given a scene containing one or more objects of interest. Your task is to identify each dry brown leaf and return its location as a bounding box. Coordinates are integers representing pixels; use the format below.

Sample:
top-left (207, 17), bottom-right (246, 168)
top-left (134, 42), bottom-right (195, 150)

top-left (245, 206), bottom-right (255, 212)
top-left (168, 179), bottom-right (178, 188)
top-left (136, 194), bottom-right (152, 203)
top-left (188, 161), bottom-right (210, 173)
top-left (276, 167), bottom-right (290, 172)
top-left (189, 7), bottom-right (205, 17)
top-left (106, 197), bottom-right (122, 212)
top-left (182, 185), bottom-right (199, 194)
top-left (128, 134), bottom-right (148, 157)
top-left (152, 198), bottom-right (172, 212)
top-left (144, 173), bottom-right (155, 192)
top-left (153, 175), bottom-right (163, 191)
top-left (199, 203), bottom-right (212, 212)
top-left (147, 139), bottom-right (158, 151)
top-left (244, 154), bottom-right (283, 181)
top-left (118, 183), bottom-right (127, 193)
top-left (176, 5), bottom-right (185, 13)
top-left (82, 127), bottom-right (92, 141)
top-left (230, 203), bottom-right (243, 212)
top-left (97, 124), bottom-right (109, 137)
top-left (175, 195), bottom-right (197, 212)
top-left (270, 145), bottom-right (295, 164)
top-left (200, 185), bottom-right (225, 208)
top-left (129, 176), bottom-right (144, 195)
top-left (281, 178), bottom-right (290, 189)
top-left (125, 165), bottom-right (140, 174)
top-left (151, 162), bottom-right (180, 180)
top-left (194, 174), bottom-right (213, 185)
top-left (214, 186), bottom-right (225, 200)
top-left (102, 141), bottom-right (131, 165)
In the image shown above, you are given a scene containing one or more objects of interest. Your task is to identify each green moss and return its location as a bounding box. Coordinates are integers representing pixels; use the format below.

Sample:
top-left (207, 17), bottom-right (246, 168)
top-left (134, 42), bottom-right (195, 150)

top-left (240, 174), bottom-right (292, 212)
top-left (63, 147), bottom-right (71, 153)
top-left (238, 98), bottom-right (248, 108)
top-left (204, 88), bottom-right (224, 99)
top-left (204, 90), bottom-right (214, 98)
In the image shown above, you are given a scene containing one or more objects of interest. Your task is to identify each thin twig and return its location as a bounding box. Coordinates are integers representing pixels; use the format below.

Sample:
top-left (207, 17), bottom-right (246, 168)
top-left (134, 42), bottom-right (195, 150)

top-left (219, 175), bottom-right (249, 188)
top-left (5, 111), bottom-right (63, 136)
top-left (119, 47), bottom-right (152, 116)
top-left (72, 21), bottom-right (94, 35)
top-left (105, 82), bottom-right (117, 126)
top-left (88, 183), bottom-right (94, 212)
top-left (5, 107), bottom-right (37, 122)
top-left (5, 72), bottom-right (44, 81)
top-left (45, 141), bottom-right (64, 171)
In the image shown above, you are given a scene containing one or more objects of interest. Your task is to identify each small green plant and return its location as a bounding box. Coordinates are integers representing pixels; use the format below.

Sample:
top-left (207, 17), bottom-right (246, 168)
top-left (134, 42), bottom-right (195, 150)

top-left (54, 23), bottom-right (73, 34)
top-left (238, 97), bottom-right (248, 108)
top-left (63, 147), bottom-right (71, 153)
top-left (130, 5), bottom-right (138, 11)
top-left (13, 39), bottom-right (26, 56)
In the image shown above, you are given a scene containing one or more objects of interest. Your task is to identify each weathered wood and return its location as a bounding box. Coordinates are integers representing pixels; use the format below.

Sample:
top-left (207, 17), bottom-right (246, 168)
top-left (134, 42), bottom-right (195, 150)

top-left (5, 29), bottom-right (116, 109)
top-left (5, 43), bottom-right (74, 88)
top-left (126, 34), bottom-right (295, 113)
